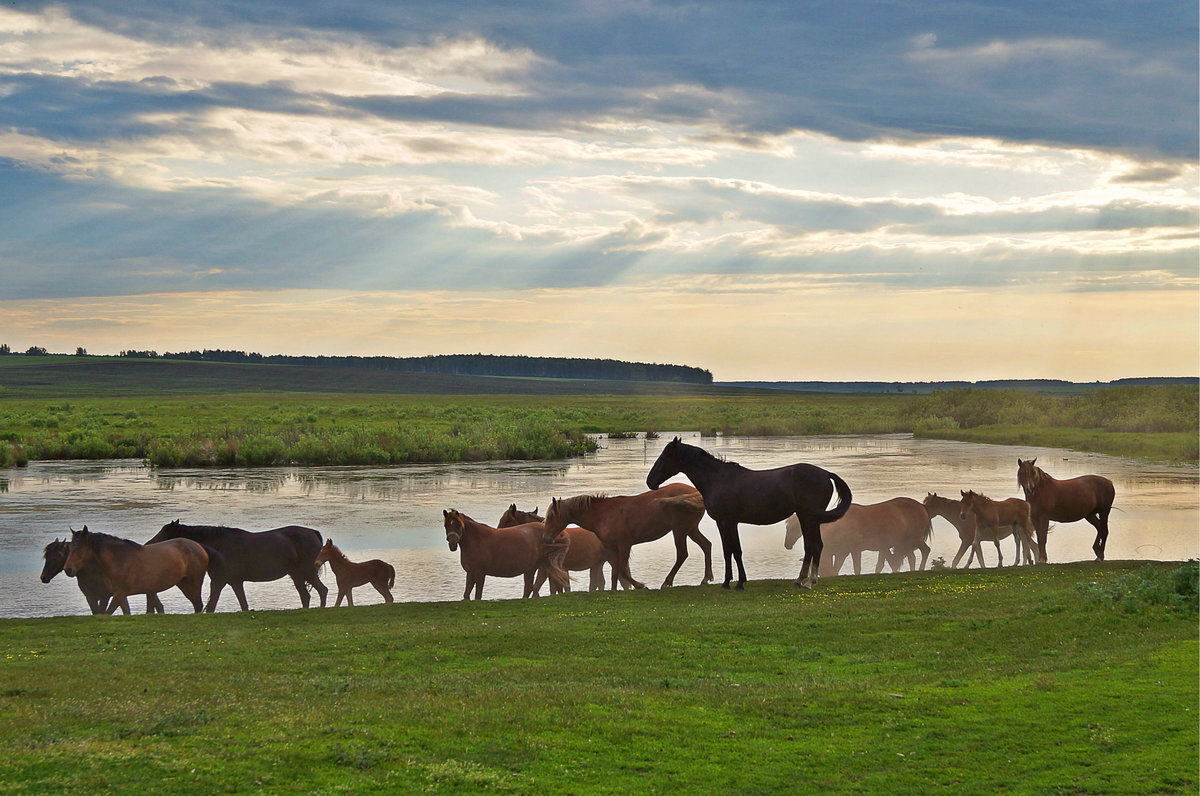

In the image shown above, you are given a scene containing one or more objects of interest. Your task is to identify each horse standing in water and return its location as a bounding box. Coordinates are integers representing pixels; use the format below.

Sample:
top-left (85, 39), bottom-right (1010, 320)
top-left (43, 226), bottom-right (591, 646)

top-left (147, 520), bottom-right (327, 612)
top-left (958, 491), bottom-right (1038, 567)
top-left (1017, 458), bottom-right (1115, 562)
top-left (443, 509), bottom-right (570, 600)
top-left (42, 537), bottom-right (165, 614)
top-left (646, 437), bottom-right (851, 589)
top-left (923, 493), bottom-right (1033, 568)
top-left (314, 540), bottom-right (395, 607)
top-left (497, 505), bottom-right (618, 593)
top-left (785, 497), bottom-right (931, 575)
top-left (63, 526), bottom-right (210, 614)
top-left (541, 484), bottom-right (712, 590)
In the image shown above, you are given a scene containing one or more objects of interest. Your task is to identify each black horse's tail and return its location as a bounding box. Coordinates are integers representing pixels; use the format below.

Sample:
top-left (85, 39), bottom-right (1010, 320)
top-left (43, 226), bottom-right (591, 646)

top-left (815, 471), bottom-right (852, 525)
top-left (199, 544), bottom-right (227, 584)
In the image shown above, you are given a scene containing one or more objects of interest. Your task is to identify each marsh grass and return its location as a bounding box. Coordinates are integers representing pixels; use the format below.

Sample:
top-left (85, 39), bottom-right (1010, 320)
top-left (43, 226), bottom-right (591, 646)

top-left (0, 563), bottom-right (1194, 794)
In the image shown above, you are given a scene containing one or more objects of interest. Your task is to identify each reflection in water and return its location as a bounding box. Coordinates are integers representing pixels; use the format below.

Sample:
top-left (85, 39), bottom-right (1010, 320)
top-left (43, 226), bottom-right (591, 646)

top-left (1, 434), bottom-right (1196, 618)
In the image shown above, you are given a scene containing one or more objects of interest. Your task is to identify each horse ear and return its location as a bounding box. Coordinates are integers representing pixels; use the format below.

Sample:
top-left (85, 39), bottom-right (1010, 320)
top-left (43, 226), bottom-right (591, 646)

top-left (960, 490), bottom-right (966, 497)
top-left (533, 506), bottom-right (539, 514)
top-left (443, 509), bottom-right (449, 518)
top-left (1030, 457), bottom-right (1036, 465)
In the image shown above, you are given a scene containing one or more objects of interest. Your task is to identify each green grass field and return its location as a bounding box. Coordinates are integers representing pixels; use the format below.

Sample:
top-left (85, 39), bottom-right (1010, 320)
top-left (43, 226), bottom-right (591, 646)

top-left (0, 562), bottom-right (1195, 794)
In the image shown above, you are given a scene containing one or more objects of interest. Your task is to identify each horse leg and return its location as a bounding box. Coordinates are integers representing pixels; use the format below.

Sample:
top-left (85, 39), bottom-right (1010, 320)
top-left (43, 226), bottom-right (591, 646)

top-left (530, 567), bottom-right (548, 597)
top-left (147, 593), bottom-right (165, 614)
top-left (373, 579), bottom-right (394, 603)
top-left (685, 524), bottom-right (714, 585)
top-left (179, 579), bottom-right (204, 613)
top-left (474, 575), bottom-right (485, 600)
top-left (290, 574), bottom-right (311, 608)
top-left (588, 564), bottom-right (605, 591)
top-left (993, 535), bottom-right (1004, 567)
top-left (522, 570), bottom-right (535, 598)
top-left (916, 543), bottom-right (930, 571)
top-left (971, 529), bottom-right (988, 569)
top-left (794, 519), bottom-right (822, 590)
top-left (873, 549), bottom-right (885, 574)
top-left (951, 539), bottom-right (970, 568)
top-left (1033, 513), bottom-right (1050, 563)
top-left (660, 530), bottom-right (690, 589)
top-left (345, 586), bottom-right (354, 607)
top-left (1086, 511), bottom-right (1109, 561)
top-left (112, 597), bottom-right (131, 615)
top-left (203, 579), bottom-right (226, 613)
top-left (309, 569), bottom-right (329, 607)
top-left (619, 546), bottom-right (647, 590)
top-left (105, 592), bottom-right (129, 615)
top-left (463, 573), bottom-right (474, 601)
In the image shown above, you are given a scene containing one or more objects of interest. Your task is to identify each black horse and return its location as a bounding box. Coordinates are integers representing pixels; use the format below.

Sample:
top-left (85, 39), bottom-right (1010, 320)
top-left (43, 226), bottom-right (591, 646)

top-left (147, 520), bottom-right (328, 612)
top-left (41, 538), bottom-right (165, 615)
top-left (646, 437), bottom-right (852, 590)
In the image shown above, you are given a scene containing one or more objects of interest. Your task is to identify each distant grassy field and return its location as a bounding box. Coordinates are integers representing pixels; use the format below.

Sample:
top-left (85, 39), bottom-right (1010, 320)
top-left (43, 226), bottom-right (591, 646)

top-left (0, 562), bottom-right (1194, 794)
top-left (0, 357), bottom-right (1195, 466)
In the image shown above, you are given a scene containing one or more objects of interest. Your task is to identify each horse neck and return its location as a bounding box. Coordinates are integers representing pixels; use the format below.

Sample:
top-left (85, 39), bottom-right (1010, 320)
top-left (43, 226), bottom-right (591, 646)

top-left (455, 514), bottom-right (494, 547)
top-left (674, 447), bottom-right (726, 491)
top-left (323, 545), bottom-right (350, 569)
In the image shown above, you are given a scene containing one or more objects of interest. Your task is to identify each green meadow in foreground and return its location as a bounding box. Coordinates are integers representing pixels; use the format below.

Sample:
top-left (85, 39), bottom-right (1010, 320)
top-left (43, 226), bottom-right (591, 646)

top-left (1, 562), bottom-right (1195, 794)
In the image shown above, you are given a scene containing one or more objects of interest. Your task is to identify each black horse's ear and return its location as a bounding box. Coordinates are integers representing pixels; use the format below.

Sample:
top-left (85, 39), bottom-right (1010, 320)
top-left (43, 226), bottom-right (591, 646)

top-left (443, 509), bottom-right (449, 518)
top-left (533, 507), bottom-right (539, 514)
top-left (673, 436), bottom-right (681, 443)
top-left (81, 525), bottom-right (89, 533)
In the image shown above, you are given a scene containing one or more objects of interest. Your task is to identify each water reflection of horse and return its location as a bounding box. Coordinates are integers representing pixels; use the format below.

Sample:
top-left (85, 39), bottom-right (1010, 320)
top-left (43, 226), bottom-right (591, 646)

top-left (923, 493), bottom-right (1032, 568)
top-left (958, 491), bottom-right (1037, 567)
top-left (784, 497), bottom-right (931, 575)
top-left (147, 520), bottom-right (327, 612)
top-left (498, 505), bottom-right (619, 593)
top-left (646, 437), bottom-right (851, 589)
top-left (443, 509), bottom-right (569, 600)
top-left (62, 526), bottom-right (210, 614)
top-left (42, 537), bottom-right (165, 614)
top-left (314, 540), bottom-right (395, 607)
top-left (542, 483), bottom-right (712, 590)
top-left (1017, 458), bottom-right (1115, 562)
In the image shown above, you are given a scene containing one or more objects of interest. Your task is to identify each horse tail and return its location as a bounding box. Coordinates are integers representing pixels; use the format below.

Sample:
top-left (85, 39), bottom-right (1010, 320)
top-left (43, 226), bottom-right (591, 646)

top-left (815, 471), bottom-right (853, 525)
top-left (544, 534), bottom-right (571, 593)
top-left (387, 566), bottom-right (396, 589)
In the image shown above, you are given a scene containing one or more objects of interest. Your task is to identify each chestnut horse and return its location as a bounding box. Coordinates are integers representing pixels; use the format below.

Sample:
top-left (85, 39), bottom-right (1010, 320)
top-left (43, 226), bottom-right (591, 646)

top-left (1017, 458), bottom-right (1115, 562)
top-left (542, 483), bottom-right (713, 590)
top-left (923, 493), bottom-right (1033, 568)
top-left (147, 520), bottom-right (327, 612)
top-left (443, 509), bottom-right (569, 600)
top-left (42, 538), bottom-right (165, 614)
top-left (497, 505), bottom-right (620, 593)
top-left (785, 497), bottom-right (931, 575)
top-left (63, 526), bottom-right (209, 614)
top-left (958, 491), bottom-right (1037, 568)
top-left (646, 437), bottom-right (851, 589)
top-left (314, 539), bottom-right (395, 607)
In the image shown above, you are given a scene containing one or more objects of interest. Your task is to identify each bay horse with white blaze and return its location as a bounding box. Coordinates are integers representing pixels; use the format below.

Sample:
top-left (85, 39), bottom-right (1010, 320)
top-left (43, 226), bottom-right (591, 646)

top-left (498, 505), bottom-right (618, 593)
top-left (63, 526), bottom-right (210, 614)
top-left (443, 509), bottom-right (569, 600)
top-left (42, 537), bottom-right (165, 614)
top-left (647, 437), bottom-right (851, 589)
top-left (314, 539), bottom-right (395, 607)
top-left (1017, 458), bottom-right (1115, 562)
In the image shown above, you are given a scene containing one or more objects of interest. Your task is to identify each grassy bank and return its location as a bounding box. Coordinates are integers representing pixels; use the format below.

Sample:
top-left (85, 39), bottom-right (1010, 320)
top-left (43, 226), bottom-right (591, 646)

top-left (0, 562), bottom-right (1195, 794)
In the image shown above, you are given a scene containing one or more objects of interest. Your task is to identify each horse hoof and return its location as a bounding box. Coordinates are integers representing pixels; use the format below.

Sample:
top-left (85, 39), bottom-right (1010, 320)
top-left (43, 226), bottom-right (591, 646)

top-left (735, 582), bottom-right (745, 591)
top-left (721, 582), bottom-right (731, 590)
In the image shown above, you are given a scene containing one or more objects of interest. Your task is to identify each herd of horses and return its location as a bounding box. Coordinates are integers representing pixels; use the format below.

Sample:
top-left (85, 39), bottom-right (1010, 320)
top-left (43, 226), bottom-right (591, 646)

top-left (40, 439), bottom-right (1117, 613)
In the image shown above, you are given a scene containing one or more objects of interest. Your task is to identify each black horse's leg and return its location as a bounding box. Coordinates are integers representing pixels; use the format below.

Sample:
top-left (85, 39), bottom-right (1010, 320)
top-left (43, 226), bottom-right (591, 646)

top-left (716, 520), bottom-right (736, 588)
top-left (307, 568), bottom-right (329, 607)
top-left (729, 524), bottom-right (746, 589)
top-left (204, 580), bottom-right (225, 613)
top-left (290, 574), bottom-right (310, 608)
top-left (795, 519), bottom-right (822, 589)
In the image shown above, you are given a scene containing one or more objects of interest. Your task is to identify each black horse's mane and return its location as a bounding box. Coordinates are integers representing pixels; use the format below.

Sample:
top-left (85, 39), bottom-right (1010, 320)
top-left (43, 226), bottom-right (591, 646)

top-left (165, 522), bottom-right (249, 538)
top-left (672, 439), bottom-right (727, 464)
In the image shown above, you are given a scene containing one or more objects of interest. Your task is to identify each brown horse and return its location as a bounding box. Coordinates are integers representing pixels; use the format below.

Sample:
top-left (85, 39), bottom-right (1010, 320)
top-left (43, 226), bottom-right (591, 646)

top-left (785, 497), bottom-right (931, 575)
top-left (443, 509), bottom-right (570, 600)
top-left (1017, 458), bottom-right (1115, 562)
top-left (497, 505), bottom-right (619, 593)
top-left (314, 540), bottom-right (395, 607)
top-left (958, 491), bottom-right (1038, 568)
top-left (542, 483), bottom-right (713, 590)
top-left (923, 493), bottom-right (1033, 568)
top-left (63, 526), bottom-right (210, 614)
top-left (42, 538), bottom-right (165, 615)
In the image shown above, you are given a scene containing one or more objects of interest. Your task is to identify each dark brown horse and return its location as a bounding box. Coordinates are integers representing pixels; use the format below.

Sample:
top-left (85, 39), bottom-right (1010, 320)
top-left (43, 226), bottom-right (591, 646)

top-left (1017, 458), bottom-right (1116, 562)
top-left (958, 491), bottom-right (1037, 568)
top-left (42, 537), bottom-right (165, 614)
top-left (443, 509), bottom-right (570, 600)
top-left (147, 520), bottom-right (327, 612)
top-left (314, 540), bottom-right (395, 607)
top-left (542, 483), bottom-right (713, 590)
top-left (63, 526), bottom-right (209, 614)
top-left (785, 497), bottom-right (931, 575)
top-left (646, 437), bottom-right (851, 589)
top-left (923, 493), bottom-right (1032, 568)
top-left (497, 505), bottom-right (618, 593)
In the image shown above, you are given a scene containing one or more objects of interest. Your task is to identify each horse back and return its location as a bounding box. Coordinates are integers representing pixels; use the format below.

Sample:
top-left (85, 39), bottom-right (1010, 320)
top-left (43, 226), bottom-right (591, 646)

top-left (1036, 474), bottom-right (1115, 520)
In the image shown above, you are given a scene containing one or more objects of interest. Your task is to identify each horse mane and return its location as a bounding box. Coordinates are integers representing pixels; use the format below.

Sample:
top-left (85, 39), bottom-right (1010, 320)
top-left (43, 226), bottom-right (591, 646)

top-left (168, 523), bottom-right (248, 539)
top-left (551, 493), bottom-right (606, 519)
top-left (78, 530), bottom-right (143, 550)
top-left (323, 542), bottom-right (349, 563)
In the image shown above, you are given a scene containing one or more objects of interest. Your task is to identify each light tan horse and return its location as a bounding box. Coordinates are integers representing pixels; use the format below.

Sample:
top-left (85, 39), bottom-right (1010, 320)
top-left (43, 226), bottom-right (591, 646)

top-left (958, 491), bottom-right (1038, 568)
top-left (63, 526), bottom-right (209, 614)
top-left (923, 493), bottom-right (1033, 568)
top-left (497, 505), bottom-right (620, 593)
top-left (785, 497), bottom-right (931, 576)
top-left (443, 509), bottom-right (570, 600)
top-left (314, 539), bottom-right (395, 607)
top-left (542, 483), bottom-right (712, 590)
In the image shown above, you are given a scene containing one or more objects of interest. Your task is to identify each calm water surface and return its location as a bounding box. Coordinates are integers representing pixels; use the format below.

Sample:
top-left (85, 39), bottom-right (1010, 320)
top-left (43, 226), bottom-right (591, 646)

top-left (2, 434), bottom-right (1195, 618)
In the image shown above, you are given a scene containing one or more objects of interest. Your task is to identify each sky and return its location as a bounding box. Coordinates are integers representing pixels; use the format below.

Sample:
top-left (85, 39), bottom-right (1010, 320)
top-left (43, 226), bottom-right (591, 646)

top-left (0, 1), bottom-right (1196, 381)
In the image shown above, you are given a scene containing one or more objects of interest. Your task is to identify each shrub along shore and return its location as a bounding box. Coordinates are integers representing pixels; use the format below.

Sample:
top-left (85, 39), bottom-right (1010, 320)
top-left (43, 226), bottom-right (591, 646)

top-left (0, 562), bottom-right (1195, 793)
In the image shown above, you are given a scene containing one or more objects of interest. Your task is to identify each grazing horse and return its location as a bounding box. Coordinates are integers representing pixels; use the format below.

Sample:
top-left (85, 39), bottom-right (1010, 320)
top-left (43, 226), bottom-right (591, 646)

top-left (63, 526), bottom-right (209, 614)
top-left (785, 497), bottom-right (931, 575)
top-left (443, 509), bottom-right (570, 600)
top-left (1017, 458), bottom-right (1116, 562)
top-left (958, 491), bottom-right (1038, 568)
top-left (923, 493), bottom-right (1032, 568)
top-left (646, 437), bottom-right (851, 590)
top-left (147, 520), bottom-right (327, 612)
top-left (314, 540), bottom-right (395, 607)
top-left (42, 538), bottom-right (165, 614)
top-left (497, 505), bottom-right (618, 593)
top-left (542, 484), bottom-right (713, 590)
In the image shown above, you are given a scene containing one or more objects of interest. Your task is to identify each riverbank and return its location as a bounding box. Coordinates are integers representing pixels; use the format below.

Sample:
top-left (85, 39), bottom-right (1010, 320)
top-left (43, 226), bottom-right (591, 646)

top-left (1, 562), bottom-right (1195, 793)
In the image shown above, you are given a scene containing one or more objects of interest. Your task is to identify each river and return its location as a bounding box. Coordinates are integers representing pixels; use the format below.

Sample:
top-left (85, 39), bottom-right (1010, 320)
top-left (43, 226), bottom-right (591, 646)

top-left (2, 434), bottom-right (1195, 618)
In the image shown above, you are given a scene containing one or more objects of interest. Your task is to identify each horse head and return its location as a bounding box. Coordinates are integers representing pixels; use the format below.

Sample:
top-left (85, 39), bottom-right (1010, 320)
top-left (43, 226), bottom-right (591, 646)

top-left (1017, 458), bottom-right (1041, 496)
top-left (40, 538), bottom-right (69, 583)
top-left (443, 509), bottom-right (465, 551)
top-left (314, 538), bottom-right (332, 567)
top-left (147, 519), bottom-right (183, 544)
top-left (542, 498), bottom-right (567, 539)
top-left (62, 525), bottom-right (94, 578)
top-left (958, 490), bottom-right (977, 520)
top-left (646, 436), bottom-right (684, 489)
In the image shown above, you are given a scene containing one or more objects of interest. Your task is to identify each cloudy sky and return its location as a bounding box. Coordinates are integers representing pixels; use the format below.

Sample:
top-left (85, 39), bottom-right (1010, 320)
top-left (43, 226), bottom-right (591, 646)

top-left (0, 1), bottom-right (1195, 380)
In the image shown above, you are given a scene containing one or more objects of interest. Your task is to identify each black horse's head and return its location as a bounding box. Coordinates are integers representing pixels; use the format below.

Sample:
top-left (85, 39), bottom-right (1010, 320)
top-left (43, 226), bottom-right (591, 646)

top-left (40, 538), bottom-right (69, 583)
top-left (646, 436), bottom-right (685, 490)
top-left (147, 519), bottom-right (183, 545)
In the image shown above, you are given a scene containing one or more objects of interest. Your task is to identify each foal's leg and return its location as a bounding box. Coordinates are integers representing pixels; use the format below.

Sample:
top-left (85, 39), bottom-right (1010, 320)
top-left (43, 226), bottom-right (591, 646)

top-left (618, 545), bottom-right (647, 590)
top-left (951, 538), bottom-right (971, 568)
top-left (660, 530), bottom-right (691, 588)
top-left (344, 582), bottom-right (354, 607)
top-left (372, 578), bottom-right (394, 603)
top-left (684, 524), bottom-right (714, 584)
